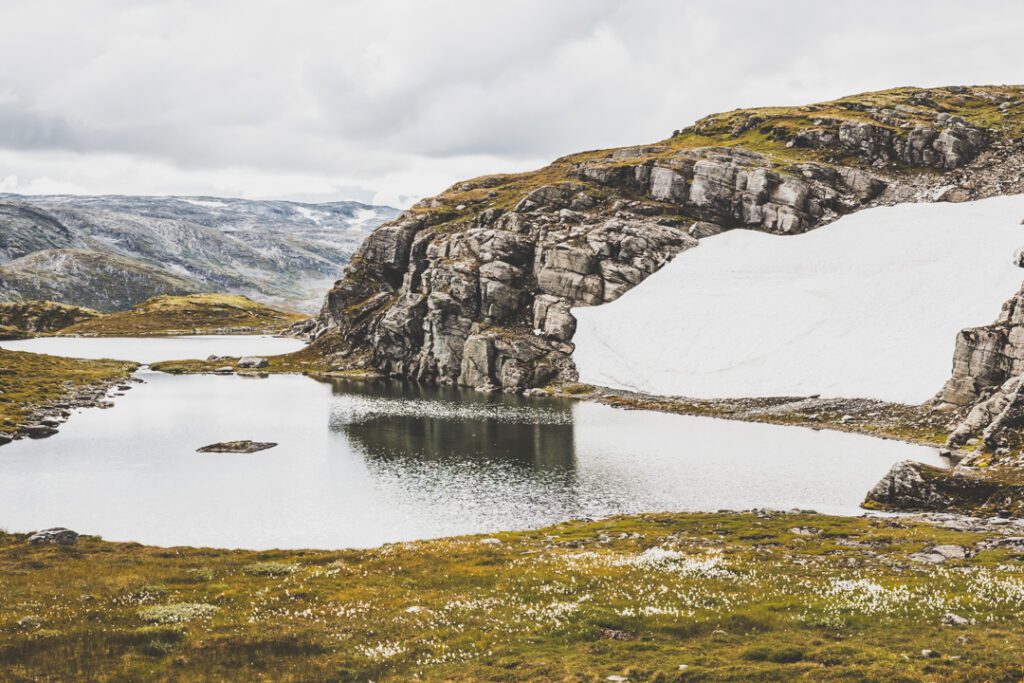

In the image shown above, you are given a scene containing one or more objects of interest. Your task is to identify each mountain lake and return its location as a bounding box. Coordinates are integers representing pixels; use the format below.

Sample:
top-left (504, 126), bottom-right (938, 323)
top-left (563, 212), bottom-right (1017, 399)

top-left (0, 336), bottom-right (949, 549)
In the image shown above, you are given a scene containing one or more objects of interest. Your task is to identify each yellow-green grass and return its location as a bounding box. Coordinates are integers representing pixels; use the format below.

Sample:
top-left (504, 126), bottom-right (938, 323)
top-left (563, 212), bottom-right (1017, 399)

top-left (391, 85), bottom-right (1024, 240)
top-left (2, 512), bottom-right (1024, 681)
top-left (0, 324), bottom-right (29, 341)
top-left (0, 300), bottom-right (101, 338)
top-left (150, 331), bottom-right (368, 375)
top-left (59, 294), bottom-right (308, 336)
top-left (0, 348), bottom-right (138, 431)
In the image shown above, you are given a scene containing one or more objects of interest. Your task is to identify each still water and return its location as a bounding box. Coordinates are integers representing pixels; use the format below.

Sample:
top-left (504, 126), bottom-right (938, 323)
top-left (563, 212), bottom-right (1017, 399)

top-left (0, 338), bottom-right (947, 549)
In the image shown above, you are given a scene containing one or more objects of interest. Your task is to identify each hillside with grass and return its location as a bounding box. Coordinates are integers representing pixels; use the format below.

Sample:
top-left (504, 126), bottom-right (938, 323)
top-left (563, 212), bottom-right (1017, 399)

top-left (4, 511), bottom-right (1024, 681)
top-left (0, 195), bottom-right (398, 313)
top-left (0, 300), bottom-right (101, 340)
top-left (58, 294), bottom-right (308, 336)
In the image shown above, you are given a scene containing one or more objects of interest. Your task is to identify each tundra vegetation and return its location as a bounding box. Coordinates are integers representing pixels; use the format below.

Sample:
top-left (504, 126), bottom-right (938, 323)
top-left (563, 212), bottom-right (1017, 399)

top-left (0, 348), bottom-right (137, 435)
top-left (57, 294), bottom-right (308, 336)
top-left (4, 512), bottom-right (1024, 681)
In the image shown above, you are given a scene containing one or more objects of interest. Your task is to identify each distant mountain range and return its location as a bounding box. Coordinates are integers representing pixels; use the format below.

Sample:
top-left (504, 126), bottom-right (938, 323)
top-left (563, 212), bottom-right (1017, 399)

top-left (0, 194), bottom-right (399, 312)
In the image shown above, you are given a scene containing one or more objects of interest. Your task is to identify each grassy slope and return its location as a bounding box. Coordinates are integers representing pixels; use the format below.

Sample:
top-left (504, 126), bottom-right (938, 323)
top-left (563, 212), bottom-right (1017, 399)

top-left (388, 85), bottom-right (1024, 239)
top-left (3, 512), bottom-right (1024, 681)
top-left (150, 332), bottom-right (364, 374)
top-left (59, 294), bottom-right (307, 336)
top-left (0, 300), bottom-right (101, 338)
top-left (0, 348), bottom-right (137, 431)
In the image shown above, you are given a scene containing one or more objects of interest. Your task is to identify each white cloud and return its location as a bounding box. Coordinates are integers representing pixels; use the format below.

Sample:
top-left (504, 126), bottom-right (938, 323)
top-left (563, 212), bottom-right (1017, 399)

top-left (0, 1), bottom-right (1021, 207)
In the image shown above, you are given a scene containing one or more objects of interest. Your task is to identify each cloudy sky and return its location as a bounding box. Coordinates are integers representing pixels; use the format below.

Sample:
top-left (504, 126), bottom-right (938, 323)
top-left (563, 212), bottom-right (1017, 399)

top-left (0, 1), bottom-right (1021, 208)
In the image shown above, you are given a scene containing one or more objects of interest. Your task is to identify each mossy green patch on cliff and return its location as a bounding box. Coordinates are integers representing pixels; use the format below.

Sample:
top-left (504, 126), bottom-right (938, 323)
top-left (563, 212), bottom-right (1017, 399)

top-left (0, 348), bottom-right (137, 432)
top-left (3, 511), bottom-right (1024, 681)
top-left (59, 294), bottom-right (307, 336)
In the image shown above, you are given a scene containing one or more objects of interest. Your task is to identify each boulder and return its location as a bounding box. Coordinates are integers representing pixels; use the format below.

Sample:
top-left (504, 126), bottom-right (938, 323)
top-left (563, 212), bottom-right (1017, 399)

top-left (236, 357), bottom-right (269, 369)
top-left (533, 295), bottom-right (577, 341)
top-left (25, 425), bottom-right (58, 439)
top-left (196, 440), bottom-right (277, 453)
top-left (28, 528), bottom-right (79, 545)
top-left (688, 221), bottom-right (723, 238)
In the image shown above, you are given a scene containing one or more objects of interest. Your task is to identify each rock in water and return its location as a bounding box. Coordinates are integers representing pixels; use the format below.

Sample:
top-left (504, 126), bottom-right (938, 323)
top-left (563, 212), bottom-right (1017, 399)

top-left (196, 440), bottom-right (277, 453)
top-left (25, 424), bottom-right (58, 439)
top-left (28, 528), bottom-right (79, 545)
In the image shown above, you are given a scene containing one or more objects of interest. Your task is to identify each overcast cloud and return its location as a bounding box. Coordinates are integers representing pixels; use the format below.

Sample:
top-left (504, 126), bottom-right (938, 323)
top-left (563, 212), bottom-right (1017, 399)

top-left (0, 0), bottom-right (1022, 207)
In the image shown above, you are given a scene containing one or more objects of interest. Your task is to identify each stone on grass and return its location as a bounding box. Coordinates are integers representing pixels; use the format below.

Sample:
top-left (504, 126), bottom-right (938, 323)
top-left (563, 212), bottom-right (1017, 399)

top-left (910, 544), bottom-right (967, 563)
top-left (941, 612), bottom-right (970, 626)
top-left (237, 356), bottom-right (269, 369)
top-left (28, 527), bottom-right (79, 545)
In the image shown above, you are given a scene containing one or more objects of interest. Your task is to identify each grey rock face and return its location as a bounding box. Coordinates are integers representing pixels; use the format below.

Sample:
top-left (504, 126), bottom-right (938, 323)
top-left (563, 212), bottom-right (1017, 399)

top-left (939, 283), bottom-right (1024, 450)
top-left (315, 88), bottom-right (1024, 394)
top-left (28, 527), bottom-right (79, 545)
top-left (866, 461), bottom-right (956, 511)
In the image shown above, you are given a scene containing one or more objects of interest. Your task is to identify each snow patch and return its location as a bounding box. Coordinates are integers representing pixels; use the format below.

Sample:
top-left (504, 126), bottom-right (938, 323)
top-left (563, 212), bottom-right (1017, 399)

top-left (182, 198), bottom-right (227, 208)
top-left (572, 195), bottom-right (1024, 404)
top-left (293, 205), bottom-right (328, 225)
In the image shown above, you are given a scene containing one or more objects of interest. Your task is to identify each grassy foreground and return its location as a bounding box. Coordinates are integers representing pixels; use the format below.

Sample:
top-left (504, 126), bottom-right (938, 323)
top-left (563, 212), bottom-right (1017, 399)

top-left (4, 512), bottom-right (1024, 681)
top-left (0, 348), bottom-right (137, 435)
top-left (58, 294), bottom-right (307, 336)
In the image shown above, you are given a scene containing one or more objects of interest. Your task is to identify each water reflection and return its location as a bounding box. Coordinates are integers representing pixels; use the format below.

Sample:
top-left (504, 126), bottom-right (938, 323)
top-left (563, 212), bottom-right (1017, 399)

top-left (324, 378), bottom-right (576, 471)
top-left (0, 357), bottom-right (951, 549)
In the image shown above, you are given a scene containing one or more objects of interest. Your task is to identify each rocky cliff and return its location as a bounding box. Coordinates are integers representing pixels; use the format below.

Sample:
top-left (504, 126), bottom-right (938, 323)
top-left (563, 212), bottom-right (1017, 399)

top-left (938, 281), bottom-right (1024, 457)
top-left (311, 85), bottom-right (1024, 393)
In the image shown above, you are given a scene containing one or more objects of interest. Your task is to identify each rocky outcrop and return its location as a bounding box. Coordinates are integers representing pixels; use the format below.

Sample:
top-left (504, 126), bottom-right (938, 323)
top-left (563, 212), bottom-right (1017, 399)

top-left (865, 460), bottom-right (1024, 518)
top-left (938, 283), bottom-right (1024, 452)
top-left (196, 440), bottom-right (277, 453)
top-left (941, 285), bottom-right (1024, 408)
top-left (27, 528), bottom-right (79, 545)
top-left (313, 85), bottom-right (1024, 393)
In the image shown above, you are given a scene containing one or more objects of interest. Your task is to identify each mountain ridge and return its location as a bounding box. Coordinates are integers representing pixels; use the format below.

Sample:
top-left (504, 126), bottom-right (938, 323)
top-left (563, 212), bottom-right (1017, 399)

top-left (0, 194), bottom-right (399, 312)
